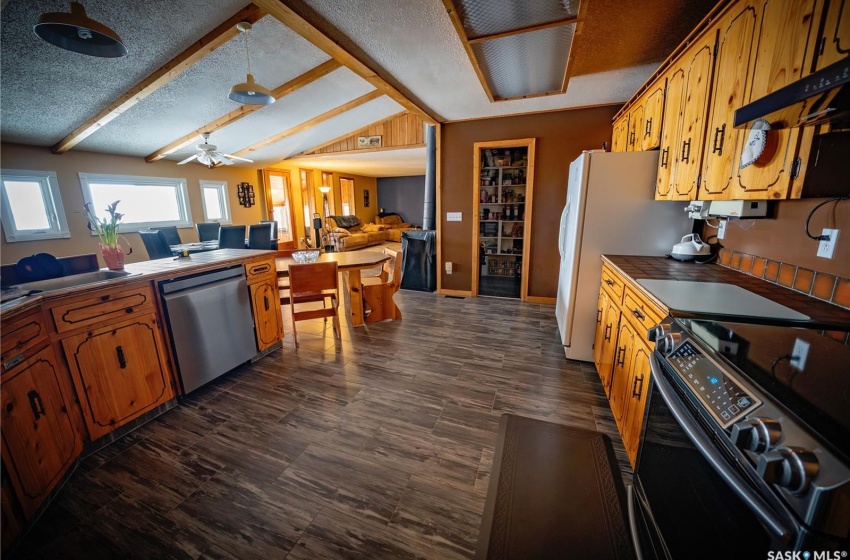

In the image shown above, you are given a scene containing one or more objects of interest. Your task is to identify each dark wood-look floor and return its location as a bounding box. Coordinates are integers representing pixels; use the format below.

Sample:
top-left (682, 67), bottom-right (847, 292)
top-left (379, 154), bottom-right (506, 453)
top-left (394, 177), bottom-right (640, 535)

top-left (12, 290), bottom-right (630, 560)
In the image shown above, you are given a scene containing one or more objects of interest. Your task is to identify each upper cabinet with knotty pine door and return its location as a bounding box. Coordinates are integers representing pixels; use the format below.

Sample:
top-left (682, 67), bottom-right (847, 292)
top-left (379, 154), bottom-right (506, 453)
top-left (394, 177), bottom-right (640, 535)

top-left (611, 115), bottom-right (630, 152)
top-left (611, 80), bottom-right (666, 153)
top-left (699, 0), bottom-right (825, 200)
top-left (818, 0), bottom-right (850, 69)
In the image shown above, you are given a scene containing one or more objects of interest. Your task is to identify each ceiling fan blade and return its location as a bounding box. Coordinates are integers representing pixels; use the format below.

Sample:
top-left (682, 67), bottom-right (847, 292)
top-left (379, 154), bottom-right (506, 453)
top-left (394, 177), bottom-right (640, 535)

top-left (217, 156), bottom-right (234, 166)
top-left (177, 154), bottom-right (199, 165)
top-left (223, 153), bottom-right (254, 163)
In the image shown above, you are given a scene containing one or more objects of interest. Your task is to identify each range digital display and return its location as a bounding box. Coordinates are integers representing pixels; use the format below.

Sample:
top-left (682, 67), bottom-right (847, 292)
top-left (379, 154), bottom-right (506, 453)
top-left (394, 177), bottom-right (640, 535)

top-left (668, 341), bottom-right (759, 427)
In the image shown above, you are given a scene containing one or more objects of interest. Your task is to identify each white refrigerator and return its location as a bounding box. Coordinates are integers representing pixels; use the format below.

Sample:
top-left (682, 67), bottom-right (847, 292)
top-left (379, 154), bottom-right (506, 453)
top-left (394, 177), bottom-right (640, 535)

top-left (555, 150), bottom-right (693, 362)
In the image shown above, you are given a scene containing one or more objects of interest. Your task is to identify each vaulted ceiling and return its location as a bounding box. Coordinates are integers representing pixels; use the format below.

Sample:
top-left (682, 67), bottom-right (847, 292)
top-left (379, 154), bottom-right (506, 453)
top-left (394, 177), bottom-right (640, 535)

top-left (1, 0), bottom-right (715, 177)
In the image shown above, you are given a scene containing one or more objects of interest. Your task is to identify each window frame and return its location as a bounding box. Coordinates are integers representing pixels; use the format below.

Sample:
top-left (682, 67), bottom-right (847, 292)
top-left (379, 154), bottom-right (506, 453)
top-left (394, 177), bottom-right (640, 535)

top-left (78, 172), bottom-right (193, 233)
top-left (199, 180), bottom-right (232, 224)
top-left (0, 169), bottom-right (71, 243)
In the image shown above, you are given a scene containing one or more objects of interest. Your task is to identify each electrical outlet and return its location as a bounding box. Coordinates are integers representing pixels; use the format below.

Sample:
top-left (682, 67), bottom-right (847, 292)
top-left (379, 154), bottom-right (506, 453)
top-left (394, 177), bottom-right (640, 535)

top-left (717, 219), bottom-right (727, 239)
top-left (791, 339), bottom-right (810, 371)
top-left (445, 262), bottom-right (453, 275)
top-left (817, 228), bottom-right (839, 259)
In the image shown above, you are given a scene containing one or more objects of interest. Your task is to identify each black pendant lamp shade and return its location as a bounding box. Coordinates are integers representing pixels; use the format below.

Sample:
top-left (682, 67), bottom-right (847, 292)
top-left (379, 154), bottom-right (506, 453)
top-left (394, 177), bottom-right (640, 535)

top-left (34, 2), bottom-right (127, 58)
top-left (229, 22), bottom-right (275, 106)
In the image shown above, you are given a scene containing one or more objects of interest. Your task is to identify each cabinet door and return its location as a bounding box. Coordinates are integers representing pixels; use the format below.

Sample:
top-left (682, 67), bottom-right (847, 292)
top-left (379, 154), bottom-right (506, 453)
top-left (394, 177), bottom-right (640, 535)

top-left (1, 346), bottom-right (80, 518)
top-left (592, 288), bottom-right (609, 370)
top-left (674, 30), bottom-right (716, 199)
top-left (817, 0), bottom-right (849, 69)
top-left (656, 65), bottom-right (686, 199)
top-left (62, 314), bottom-right (173, 439)
top-left (596, 299), bottom-right (621, 396)
top-left (624, 341), bottom-right (652, 467)
top-left (641, 81), bottom-right (666, 150)
top-left (731, 0), bottom-right (822, 200)
top-left (627, 103), bottom-right (645, 151)
top-left (250, 280), bottom-right (283, 352)
top-left (609, 321), bottom-right (636, 428)
top-left (612, 116), bottom-right (630, 152)
top-left (699, 3), bottom-right (760, 199)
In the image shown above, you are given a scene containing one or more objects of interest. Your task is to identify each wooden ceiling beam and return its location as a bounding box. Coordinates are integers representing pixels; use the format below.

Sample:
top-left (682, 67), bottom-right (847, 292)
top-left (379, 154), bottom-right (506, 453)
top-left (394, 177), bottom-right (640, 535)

top-left (52, 3), bottom-right (265, 154)
top-left (233, 89), bottom-right (384, 157)
top-left (466, 16), bottom-right (578, 45)
top-left (252, 0), bottom-right (440, 125)
top-left (145, 59), bottom-right (341, 162)
top-left (440, 0), bottom-right (495, 103)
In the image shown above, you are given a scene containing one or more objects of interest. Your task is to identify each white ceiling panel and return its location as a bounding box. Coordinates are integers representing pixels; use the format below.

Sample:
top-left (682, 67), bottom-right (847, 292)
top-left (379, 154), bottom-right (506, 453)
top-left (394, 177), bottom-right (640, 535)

top-left (292, 147), bottom-right (426, 177)
top-left (0, 0), bottom-right (246, 146)
top-left (77, 15), bottom-right (332, 157)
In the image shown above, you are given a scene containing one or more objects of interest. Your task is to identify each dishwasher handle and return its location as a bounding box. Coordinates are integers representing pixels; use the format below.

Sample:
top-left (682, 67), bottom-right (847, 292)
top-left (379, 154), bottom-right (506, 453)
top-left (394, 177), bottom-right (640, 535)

top-left (160, 266), bottom-right (245, 294)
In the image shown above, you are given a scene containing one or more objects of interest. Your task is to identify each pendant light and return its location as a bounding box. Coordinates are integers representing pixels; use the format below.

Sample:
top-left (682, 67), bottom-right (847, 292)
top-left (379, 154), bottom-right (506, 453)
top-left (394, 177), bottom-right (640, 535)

top-left (229, 22), bottom-right (275, 105)
top-left (33, 2), bottom-right (127, 58)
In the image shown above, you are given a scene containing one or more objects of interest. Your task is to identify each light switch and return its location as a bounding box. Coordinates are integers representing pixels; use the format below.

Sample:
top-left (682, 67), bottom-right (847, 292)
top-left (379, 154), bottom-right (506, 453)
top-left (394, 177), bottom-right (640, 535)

top-left (446, 212), bottom-right (462, 222)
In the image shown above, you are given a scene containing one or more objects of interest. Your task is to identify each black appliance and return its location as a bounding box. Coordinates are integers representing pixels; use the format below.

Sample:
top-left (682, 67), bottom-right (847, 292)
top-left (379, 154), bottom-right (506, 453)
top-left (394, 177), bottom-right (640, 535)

top-left (629, 316), bottom-right (850, 558)
top-left (400, 230), bottom-right (436, 292)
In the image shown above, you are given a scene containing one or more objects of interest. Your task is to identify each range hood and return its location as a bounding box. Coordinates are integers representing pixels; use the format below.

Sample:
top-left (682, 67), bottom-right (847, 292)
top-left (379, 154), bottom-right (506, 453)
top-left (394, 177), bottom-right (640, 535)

top-left (734, 58), bottom-right (850, 129)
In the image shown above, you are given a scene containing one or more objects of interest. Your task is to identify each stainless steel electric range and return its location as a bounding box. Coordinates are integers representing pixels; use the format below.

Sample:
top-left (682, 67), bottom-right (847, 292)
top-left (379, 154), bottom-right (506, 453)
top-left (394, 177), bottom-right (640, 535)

top-left (629, 315), bottom-right (850, 558)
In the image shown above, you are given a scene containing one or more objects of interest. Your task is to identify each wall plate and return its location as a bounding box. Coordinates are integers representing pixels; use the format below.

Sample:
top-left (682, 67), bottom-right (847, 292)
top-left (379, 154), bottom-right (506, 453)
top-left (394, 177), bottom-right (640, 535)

top-left (817, 228), bottom-right (839, 259)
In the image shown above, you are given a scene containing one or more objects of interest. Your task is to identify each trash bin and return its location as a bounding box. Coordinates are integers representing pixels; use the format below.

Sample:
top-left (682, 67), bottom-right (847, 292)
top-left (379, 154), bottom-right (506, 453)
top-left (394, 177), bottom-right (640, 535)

top-left (401, 230), bottom-right (436, 292)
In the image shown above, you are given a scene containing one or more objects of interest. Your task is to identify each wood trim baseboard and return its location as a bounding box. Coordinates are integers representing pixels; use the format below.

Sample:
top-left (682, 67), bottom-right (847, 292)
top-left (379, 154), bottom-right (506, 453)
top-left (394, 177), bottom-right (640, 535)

top-left (525, 296), bottom-right (556, 305)
top-left (440, 289), bottom-right (472, 297)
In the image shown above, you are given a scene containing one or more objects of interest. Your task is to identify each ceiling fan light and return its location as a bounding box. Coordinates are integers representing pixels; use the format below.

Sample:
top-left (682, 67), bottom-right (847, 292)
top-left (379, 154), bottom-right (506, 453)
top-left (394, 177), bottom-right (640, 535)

top-left (229, 74), bottom-right (275, 105)
top-left (33, 2), bottom-right (127, 58)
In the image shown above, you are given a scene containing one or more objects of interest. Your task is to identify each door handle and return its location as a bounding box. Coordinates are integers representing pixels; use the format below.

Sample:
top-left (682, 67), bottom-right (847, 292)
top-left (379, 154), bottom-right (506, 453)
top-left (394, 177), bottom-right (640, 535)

top-left (629, 131), bottom-right (635, 146)
top-left (263, 295), bottom-right (270, 311)
top-left (645, 118), bottom-right (652, 137)
top-left (681, 139), bottom-right (691, 163)
top-left (27, 390), bottom-right (45, 421)
top-left (605, 279), bottom-right (614, 287)
top-left (596, 309), bottom-right (602, 324)
top-left (604, 324), bottom-right (612, 342)
top-left (712, 124), bottom-right (726, 155)
top-left (661, 147), bottom-right (669, 169)
top-left (616, 346), bottom-right (626, 366)
top-left (632, 374), bottom-right (644, 399)
top-left (632, 308), bottom-right (646, 321)
top-left (116, 346), bottom-right (127, 369)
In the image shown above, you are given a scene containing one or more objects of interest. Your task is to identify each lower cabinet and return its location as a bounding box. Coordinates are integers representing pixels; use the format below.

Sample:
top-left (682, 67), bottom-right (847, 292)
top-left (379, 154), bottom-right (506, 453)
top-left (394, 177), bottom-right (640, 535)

top-left (1, 344), bottom-right (81, 518)
top-left (61, 313), bottom-right (174, 440)
top-left (593, 288), bottom-right (621, 396)
top-left (250, 279), bottom-right (284, 351)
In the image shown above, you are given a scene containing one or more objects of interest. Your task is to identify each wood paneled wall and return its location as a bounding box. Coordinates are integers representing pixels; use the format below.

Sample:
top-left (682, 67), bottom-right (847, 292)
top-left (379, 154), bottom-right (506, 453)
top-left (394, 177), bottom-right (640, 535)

top-left (304, 112), bottom-right (425, 155)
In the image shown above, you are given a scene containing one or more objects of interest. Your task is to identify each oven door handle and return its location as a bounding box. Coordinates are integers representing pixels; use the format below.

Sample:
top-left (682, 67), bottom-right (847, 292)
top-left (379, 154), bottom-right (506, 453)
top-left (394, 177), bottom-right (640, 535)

top-left (649, 354), bottom-right (794, 543)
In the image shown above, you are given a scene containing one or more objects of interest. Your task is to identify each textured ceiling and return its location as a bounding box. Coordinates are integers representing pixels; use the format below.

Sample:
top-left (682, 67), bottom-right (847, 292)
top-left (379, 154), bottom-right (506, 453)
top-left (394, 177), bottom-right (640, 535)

top-left (0, 0), bottom-right (716, 177)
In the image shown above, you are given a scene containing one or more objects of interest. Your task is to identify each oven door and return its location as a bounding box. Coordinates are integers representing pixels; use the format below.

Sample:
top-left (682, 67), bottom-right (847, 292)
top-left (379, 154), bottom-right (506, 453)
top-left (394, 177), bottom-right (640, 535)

top-left (628, 353), bottom-right (797, 559)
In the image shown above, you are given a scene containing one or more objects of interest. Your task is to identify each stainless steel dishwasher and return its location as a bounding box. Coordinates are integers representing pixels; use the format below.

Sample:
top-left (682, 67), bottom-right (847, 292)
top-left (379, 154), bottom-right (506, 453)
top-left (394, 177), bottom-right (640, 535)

top-left (160, 266), bottom-right (257, 394)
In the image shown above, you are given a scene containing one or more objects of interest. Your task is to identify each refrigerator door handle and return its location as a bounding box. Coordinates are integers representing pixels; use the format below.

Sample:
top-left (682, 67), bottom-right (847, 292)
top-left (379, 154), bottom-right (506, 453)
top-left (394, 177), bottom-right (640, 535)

top-left (558, 204), bottom-right (569, 258)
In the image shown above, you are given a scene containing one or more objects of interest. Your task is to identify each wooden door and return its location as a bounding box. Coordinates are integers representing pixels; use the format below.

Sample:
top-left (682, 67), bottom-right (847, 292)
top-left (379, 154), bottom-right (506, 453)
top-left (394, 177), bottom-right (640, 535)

top-left (641, 81), bottom-right (666, 150)
top-left (611, 115), bottom-right (630, 152)
top-left (596, 300), bottom-right (621, 397)
top-left (818, 0), bottom-right (850, 69)
top-left (250, 280), bottom-right (283, 351)
top-left (592, 288), bottom-right (609, 370)
top-left (656, 66), bottom-right (686, 199)
top-left (627, 103), bottom-right (645, 151)
top-left (731, 0), bottom-right (822, 199)
top-left (263, 169), bottom-right (297, 250)
top-left (624, 341), bottom-right (652, 466)
top-left (1, 347), bottom-right (79, 517)
top-left (609, 321), bottom-right (636, 427)
top-left (699, 4), bottom-right (759, 199)
top-left (674, 30), bottom-right (716, 200)
top-left (62, 314), bottom-right (173, 439)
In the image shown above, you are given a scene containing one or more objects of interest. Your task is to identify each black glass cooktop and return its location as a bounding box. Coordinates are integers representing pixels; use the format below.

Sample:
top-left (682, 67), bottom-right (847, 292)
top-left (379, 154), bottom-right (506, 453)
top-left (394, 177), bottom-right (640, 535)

top-left (675, 317), bottom-right (850, 459)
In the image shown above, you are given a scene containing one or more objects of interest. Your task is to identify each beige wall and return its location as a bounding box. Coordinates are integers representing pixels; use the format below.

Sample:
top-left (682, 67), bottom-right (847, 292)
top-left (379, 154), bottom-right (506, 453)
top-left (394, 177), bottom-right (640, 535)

top-left (0, 143), bottom-right (265, 265)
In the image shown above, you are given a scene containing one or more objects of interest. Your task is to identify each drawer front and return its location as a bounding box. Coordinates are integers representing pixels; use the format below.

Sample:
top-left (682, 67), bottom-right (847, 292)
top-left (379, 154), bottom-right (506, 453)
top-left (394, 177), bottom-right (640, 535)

top-left (245, 257), bottom-right (276, 284)
top-left (623, 284), bottom-right (665, 334)
top-left (600, 265), bottom-right (625, 302)
top-left (49, 285), bottom-right (156, 334)
top-left (1, 310), bottom-right (47, 373)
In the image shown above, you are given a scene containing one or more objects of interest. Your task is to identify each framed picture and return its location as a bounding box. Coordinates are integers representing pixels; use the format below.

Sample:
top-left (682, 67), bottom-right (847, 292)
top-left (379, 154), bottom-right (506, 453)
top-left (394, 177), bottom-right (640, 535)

top-left (363, 190), bottom-right (370, 207)
top-left (357, 135), bottom-right (382, 148)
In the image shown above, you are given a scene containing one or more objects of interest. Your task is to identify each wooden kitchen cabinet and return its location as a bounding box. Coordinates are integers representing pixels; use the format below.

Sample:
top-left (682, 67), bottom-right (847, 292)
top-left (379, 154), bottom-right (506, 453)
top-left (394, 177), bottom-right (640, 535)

top-left (700, 0), bottom-right (823, 200)
top-left (638, 80), bottom-right (666, 150)
top-left (61, 313), bottom-right (174, 440)
top-left (1, 344), bottom-right (81, 518)
top-left (593, 268), bottom-right (623, 397)
top-left (250, 280), bottom-right (284, 351)
top-left (609, 320), bottom-right (636, 424)
top-left (817, 0), bottom-right (850, 69)
top-left (626, 102), bottom-right (645, 152)
top-left (623, 341), bottom-right (652, 463)
top-left (611, 114), bottom-right (630, 152)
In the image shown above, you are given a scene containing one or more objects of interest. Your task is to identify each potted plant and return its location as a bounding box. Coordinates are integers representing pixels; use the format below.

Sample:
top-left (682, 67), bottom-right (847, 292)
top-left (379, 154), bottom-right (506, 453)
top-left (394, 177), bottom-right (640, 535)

top-left (83, 200), bottom-right (132, 270)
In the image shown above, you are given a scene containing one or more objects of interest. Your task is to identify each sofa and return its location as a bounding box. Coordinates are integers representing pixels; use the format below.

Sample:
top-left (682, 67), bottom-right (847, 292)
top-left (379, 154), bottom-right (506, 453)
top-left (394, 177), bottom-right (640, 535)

top-left (325, 214), bottom-right (419, 251)
top-left (375, 213), bottom-right (417, 242)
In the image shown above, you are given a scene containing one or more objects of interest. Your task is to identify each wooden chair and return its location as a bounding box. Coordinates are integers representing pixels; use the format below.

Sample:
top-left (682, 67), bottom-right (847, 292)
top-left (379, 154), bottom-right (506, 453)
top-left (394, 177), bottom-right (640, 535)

top-left (361, 247), bottom-right (403, 323)
top-left (288, 261), bottom-right (340, 348)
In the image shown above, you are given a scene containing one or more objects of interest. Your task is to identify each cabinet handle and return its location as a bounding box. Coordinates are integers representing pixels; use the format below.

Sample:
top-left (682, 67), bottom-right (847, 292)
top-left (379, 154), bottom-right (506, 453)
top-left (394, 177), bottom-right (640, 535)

top-left (263, 295), bottom-right (270, 311)
top-left (596, 309), bottom-right (602, 324)
top-left (27, 390), bottom-right (45, 421)
top-left (712, 124), bottom-right (726, 155)
top-left (632, 308), bottom-right (646, 321)
top-left (605, 279), bottom-right (614, 287)
top-left (681, 139), bottom-right (691, 163)
top-left (661, 147), bottom-right (670, 169)
top-left (645, 118), bottom-right (652, 137)
top-left (3, 353), bottom-right (25, 371)
top-left (116, 346), bottom-right (127, 369)
top-left (616, 346), bottom-right (626, 366)
top-left (604, 324), bottom-right (612, 342)
top-left (632, 374), bottom-right (645, 400)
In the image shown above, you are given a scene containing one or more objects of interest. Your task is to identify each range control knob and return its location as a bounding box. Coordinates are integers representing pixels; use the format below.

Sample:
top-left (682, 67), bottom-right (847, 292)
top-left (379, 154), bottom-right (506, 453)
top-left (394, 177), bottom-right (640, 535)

top-left (647, 323), bottom-right (672, 342)
top-left (655, 332), bottom-right (681, 354)
top-left (730, 418), bottom-right (781, 453)
top-left (757, 446), bottom-right (819, 494)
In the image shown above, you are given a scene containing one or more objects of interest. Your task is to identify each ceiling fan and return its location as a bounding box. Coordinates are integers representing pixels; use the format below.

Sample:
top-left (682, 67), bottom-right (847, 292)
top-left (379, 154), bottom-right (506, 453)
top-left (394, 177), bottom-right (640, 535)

top-left (177, 133), bottom-right (253, 167)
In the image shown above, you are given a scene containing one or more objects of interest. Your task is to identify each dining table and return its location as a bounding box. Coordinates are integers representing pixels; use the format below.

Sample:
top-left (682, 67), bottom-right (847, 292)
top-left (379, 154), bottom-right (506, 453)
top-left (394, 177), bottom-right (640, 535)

top-left (169, 240), bottom-right (220, 255)
top-left (275, 251), bottom-right (391, 327)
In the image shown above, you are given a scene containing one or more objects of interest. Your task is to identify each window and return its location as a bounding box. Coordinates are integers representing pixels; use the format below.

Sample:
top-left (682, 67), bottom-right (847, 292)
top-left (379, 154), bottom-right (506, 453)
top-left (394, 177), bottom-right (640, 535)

top-left (199, 180), bottom-right (231, 224)
top-left (0, 169), bottom-right (70, 242)
top-left (263, 169), bottom-right (294, 246)
top-left (340, 177), bottom-right (355, 215)
top-left (78, 173), bottom-right (192, 232)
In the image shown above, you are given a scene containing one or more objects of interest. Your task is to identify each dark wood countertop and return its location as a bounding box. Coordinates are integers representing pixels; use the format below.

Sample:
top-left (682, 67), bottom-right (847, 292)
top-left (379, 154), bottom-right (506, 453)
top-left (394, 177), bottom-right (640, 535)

top-left (602, 255), bottom-right (850, 330)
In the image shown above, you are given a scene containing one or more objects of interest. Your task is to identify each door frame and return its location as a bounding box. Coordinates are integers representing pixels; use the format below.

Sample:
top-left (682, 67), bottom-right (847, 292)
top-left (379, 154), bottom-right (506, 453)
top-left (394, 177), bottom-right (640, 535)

top-left (262, 168), bottom-right (297, 250)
